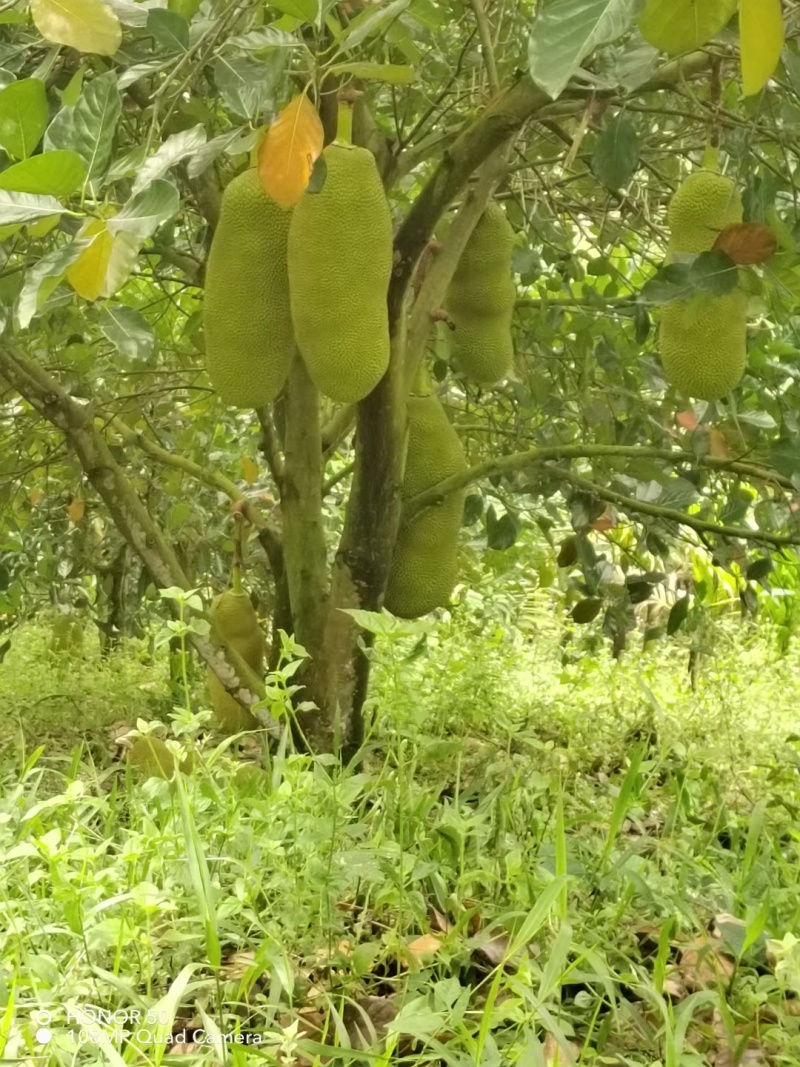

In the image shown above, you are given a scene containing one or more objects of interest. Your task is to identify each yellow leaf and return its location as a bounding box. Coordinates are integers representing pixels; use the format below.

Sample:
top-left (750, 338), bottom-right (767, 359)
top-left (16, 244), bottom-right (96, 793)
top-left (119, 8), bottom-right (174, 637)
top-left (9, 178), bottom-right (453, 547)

top-left (31, 0), bottom-right (121, 56)
top-left (66, 498), bottom-right (85, 523)
top-left (240, 456), bottom-right (259, 484)
top-left (740, 0), bottom-right (784, 96)
top-left (67, 219), bottom-right (113, 300)
top-left (257, 93), bottom-right (324, 209)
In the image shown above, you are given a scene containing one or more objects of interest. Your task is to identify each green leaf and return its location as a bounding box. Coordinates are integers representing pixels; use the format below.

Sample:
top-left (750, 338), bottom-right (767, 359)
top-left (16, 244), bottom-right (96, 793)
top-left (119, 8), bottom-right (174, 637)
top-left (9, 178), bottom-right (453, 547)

top-left (97, 305), bottom-right (154, 360)
top-left (147, 8), bottom-right (189, 52)
top-left (31, 0), bottom-right (121, 55)
top-left (746, 557), bottom-right (774, 583)
top-left (267, 0), bottom-right (317, 18)
top-left (329, 61), bottom-right (417, 84)
top-left (226, 27), bottom-right (301, 50)
top-left (16, 239), bottom-right (89, 328)
top-left (0, 190), bottom-right (64, 224)
top-left (486, 507), bottom-right (519, 550)
top-left (45, 71), bottom-right (122, 186)
top-left (768, 441), bottom-right (800, 478)
top-left (592, 113), bottom-right (639, 189)
top-left (690, 249), bottom-right (739, 295)
top-left (212, 54), bottom-right (282, 119)
top-left (0, 79), bottom-right (48, 160)
top-left (528, 0), bottom-right (639, 100)
top-left (108, 179), bottom-right (179, 239)
top-left (340, 0), bottom-right (410, 50)
top-left (570, 597), bottom-right (604, 623)
top-left (0, 151), bottom-right (86, 197)
top-left (132, 125), bottom-right (206, 195)
top-left (638, 0), bottom-right (737, 55)
top-left (740, 0), bottom-right (784, 97)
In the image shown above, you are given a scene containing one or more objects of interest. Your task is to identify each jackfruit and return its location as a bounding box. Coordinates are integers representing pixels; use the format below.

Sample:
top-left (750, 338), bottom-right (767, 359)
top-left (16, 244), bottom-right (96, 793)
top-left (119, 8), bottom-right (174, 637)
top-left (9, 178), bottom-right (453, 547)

top-left (206, 588), bottom-right (264, 733)
top-left (204, 169), bottom-right (294, 408)
top-left (660, 289), bottom-right (748, 400)
top-left (287, 143), bottom-right (393, 403)
top-left (127, 735), bottom-right (195, 779)
top-left (384, 394), bottom-right (467, 619)
top-left (659, 171), bottom-right (748, 400)
top-left (666, 171), bottom-right (743, 257)
top-left (445, 203), bottom-right (516, 384)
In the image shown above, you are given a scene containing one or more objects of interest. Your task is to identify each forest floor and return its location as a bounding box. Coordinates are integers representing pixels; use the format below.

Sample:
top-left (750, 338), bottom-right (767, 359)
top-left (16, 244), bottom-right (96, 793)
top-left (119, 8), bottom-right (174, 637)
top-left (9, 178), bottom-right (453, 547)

top-left (0, 612), bottom-right (799, 1066)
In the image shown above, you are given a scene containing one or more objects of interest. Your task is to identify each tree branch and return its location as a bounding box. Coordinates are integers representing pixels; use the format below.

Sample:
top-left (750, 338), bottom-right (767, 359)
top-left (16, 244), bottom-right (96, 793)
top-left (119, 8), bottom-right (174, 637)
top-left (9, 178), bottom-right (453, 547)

top-left (470, 0), bottom-right (499, 93)
top-left (403, 444), bottom-right (797, 520)
top-left (558, 468), bottom-right (800, 549)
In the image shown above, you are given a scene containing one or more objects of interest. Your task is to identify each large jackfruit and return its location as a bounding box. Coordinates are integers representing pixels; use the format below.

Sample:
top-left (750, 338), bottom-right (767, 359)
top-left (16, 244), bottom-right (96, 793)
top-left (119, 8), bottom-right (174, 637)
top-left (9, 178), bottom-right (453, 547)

top-left (445, 203), bottom-right (516, 385)
top-left (204, 169), bottom-right (294, 408)
top-left (666, 171), bottom-right (743, 257)
top-left (206, 588), bottom-right (264, 733)
top-left (659, 171), bottom-right (748, 400)
top-left (287, 143), bottom-right (393, 403)
top-left (384, 395), bottom-right (467, 619)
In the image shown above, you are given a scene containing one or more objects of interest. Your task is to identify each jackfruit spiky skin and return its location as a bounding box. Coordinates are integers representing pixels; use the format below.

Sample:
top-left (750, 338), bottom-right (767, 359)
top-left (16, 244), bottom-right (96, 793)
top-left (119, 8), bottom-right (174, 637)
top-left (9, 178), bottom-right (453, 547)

top-left (287, 144), bottom-right (393, 403)
top-left (445, 203), bottom-right (516, 384)
top-left (660, 289), bottom-right (748, 400)
top-left (207, 588), bottom-right (264, 733)
top-left (127, 736), bottom-right (195, 779)
top-left (666, 171), bottom-right (743, 257)
top-left (659, 171), bottom-right (748, 400)
top-left (384, 395), bottom-right (467, 619)
top-left (204, 169), bottom-right (294, 408)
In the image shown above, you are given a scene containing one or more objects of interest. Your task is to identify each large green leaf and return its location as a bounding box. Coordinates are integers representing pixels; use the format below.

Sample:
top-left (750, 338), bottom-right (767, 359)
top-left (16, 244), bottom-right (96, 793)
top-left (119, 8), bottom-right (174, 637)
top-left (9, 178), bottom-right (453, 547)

top-left (45, 71), bottom-right (121, 186)
top-left (0, 190), bottom-right (63, 224)
top-left (97, 305), bottom-right (154, 360)
top-left (108, 179), bottom-right (179, 239)
top-left (592, 113), bottom-right (639, 189)
top-left (638, 0), bottom-right (737, 55)
top-left (0, 79), bottom-right (48, 160)
top-left (31, 0), bottom-right (121, 56)
top-left (146, 8), bottom-right (189, 52)
top-left (0, 151), bottom-right (86, 196)
top-left (329, 61), bottom-right (417, 84)
top-left (131, 126), bottom-right (206, 195)
top-left (16, 239), bottom-right (89, 328)
top-left (528, 0), bottom-right (639, 99)
top-left (340, 0), bottom-right (410, 50)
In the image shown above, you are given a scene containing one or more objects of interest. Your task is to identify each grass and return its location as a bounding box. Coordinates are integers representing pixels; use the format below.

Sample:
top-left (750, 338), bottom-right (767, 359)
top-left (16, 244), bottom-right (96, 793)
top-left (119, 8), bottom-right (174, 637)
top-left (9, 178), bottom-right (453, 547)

top-left (1, 608), bottom-right (799, 1065)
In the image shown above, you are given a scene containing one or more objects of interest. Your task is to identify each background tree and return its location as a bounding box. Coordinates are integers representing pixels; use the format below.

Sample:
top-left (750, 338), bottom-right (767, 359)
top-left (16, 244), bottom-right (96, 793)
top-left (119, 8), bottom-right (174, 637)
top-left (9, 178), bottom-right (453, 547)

top-left (1, 0), bottom-right (800, 754)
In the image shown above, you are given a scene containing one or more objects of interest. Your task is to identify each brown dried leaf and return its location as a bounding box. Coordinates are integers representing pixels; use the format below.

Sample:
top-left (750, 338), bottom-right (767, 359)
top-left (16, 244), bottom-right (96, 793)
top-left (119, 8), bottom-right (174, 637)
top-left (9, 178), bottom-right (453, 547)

top-left (342, 995), bottom-right (398, 1051)
top-left (678, 935), bottom-right (736, 991)
top-left (406, 933), bottom-right (443, 960)
top-left (713, 222), bottom-right (777, 265)
top-left (543, 1032), bottom-right (580, 1065)
top-left (66, 498), bottom-right (85, 523)
top-left (220, 949), bottom-right (255, 981)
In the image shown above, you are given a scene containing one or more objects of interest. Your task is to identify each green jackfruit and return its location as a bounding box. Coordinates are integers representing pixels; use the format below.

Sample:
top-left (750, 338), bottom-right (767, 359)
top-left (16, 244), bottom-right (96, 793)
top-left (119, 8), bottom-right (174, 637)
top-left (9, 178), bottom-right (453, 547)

top-left (659, 171), bottom-right (748, 400)
top-left (206, 588), bottom-right (264, 733)
top-left (660, 289), bottom-right (748, 400)
top-left (204, 169), bottom-right (293, 408)
top-left (384, 395), bottom-right (467, 619)
top-left (287, 144), bottom-right (393, 403)
top-left (127, 736), bottom-right (195, 779)
top-left (666, 171), bottom-right (743, 257)
top-left (445, 203), bottom-right (516, 384)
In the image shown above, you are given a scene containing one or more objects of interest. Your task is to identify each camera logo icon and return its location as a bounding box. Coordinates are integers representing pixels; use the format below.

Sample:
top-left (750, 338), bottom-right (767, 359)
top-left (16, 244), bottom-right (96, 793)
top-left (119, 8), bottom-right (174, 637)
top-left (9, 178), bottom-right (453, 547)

top-left (33, 1009), bottom-right (53, 1044)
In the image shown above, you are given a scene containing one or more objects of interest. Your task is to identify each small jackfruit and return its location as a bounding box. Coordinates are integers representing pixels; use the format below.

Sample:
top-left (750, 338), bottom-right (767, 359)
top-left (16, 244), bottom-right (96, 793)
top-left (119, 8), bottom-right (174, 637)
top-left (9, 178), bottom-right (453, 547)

top-left (384, 394), bottom-right (467, 619)
top-left (287, 143), bottom-right (393, 403)
top-left (659, 171), bottom-right (748, 400)
top-left (204, 169), bottom-right (294, 408)
top-left (127, 735), bottom-right (195, 779)
top-left (445, 203), bottom-right (516, 384)
top-left (666, 171), bottom-right (743, 257)
top-left (206, 588), bottom-right (264, 733)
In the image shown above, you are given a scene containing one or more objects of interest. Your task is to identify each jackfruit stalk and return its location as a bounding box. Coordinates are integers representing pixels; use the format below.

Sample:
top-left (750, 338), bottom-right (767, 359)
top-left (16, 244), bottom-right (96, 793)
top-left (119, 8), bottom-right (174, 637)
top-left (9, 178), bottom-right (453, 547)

top-left (287, 143), bottom-right (393, 403)
top-left (204, 169), bottom-right (294, 408)
top-left (445, 203), bottom-right (516, 385)
top-left (206, 586), bottom-right (264, 733)
top-left (384, 393), bottom-right (467, 619)
top-left (659, 170), bottom-right (748, 400)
